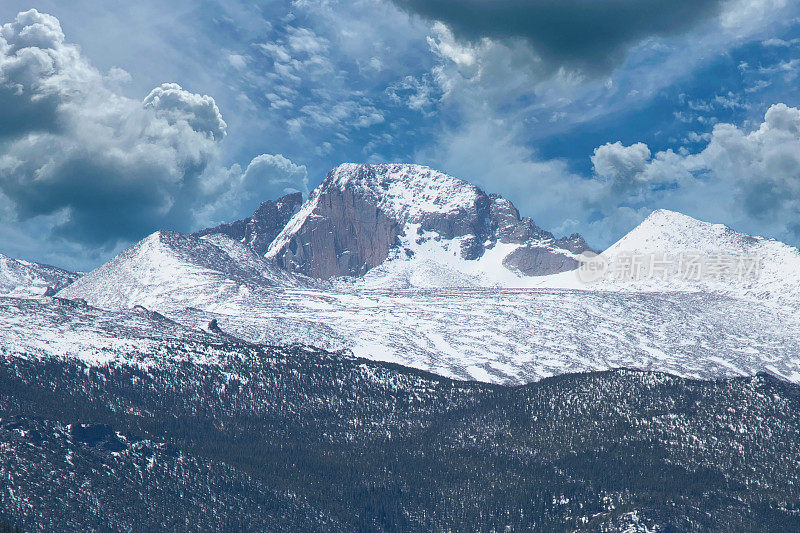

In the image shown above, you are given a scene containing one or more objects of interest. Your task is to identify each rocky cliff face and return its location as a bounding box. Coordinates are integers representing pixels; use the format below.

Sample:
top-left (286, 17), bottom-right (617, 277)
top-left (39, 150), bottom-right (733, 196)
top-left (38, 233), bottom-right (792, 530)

top-left (267, 164), bottom-right (592, 280)
top-left (271, 182), bottom-right (402, 278)
top-left (194, 192), bottom-right (303, 255)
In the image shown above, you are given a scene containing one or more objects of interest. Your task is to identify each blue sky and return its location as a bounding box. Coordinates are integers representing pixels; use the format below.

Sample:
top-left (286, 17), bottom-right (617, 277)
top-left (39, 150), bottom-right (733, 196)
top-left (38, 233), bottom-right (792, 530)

top-left (1, 0), bottom-right (799, 270)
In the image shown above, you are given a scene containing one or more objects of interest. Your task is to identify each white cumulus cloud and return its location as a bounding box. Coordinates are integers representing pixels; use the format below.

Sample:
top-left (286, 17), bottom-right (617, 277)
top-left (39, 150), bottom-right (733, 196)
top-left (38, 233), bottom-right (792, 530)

top-left (589, 103), bottom-right (800, 243)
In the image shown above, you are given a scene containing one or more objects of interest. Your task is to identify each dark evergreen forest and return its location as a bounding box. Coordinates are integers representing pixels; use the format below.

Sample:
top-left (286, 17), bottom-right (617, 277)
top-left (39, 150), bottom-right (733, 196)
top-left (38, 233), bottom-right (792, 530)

top-left (0, 343), bottom-right (798, 531)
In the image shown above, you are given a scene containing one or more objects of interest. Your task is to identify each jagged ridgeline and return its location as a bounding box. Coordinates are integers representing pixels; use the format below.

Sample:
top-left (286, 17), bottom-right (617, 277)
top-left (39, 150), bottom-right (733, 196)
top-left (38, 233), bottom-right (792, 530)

top-left (199, 163), bottom-right (593, 280)
top-left (1, 343), bottom-right (799, 532)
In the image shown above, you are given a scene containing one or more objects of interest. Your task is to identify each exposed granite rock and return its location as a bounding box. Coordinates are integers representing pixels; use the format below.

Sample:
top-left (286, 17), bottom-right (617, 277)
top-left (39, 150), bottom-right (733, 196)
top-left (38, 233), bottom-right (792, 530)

top-left (194, 192), bottom-right (303, 255)
top-left (271, 168), bottom-right (404, 278)
top-left (502, 246), bottom-right (581, 276)
top-left (489, 195), bottom-right (553, 243)
top-left (417, 192), bottom-right (491, 242)
top-left (486, 194), bottom-right (598, 275)
top-left (266, 164), bottom-right (594, 279)
top-left (556, 233), bottom-right (593, 254)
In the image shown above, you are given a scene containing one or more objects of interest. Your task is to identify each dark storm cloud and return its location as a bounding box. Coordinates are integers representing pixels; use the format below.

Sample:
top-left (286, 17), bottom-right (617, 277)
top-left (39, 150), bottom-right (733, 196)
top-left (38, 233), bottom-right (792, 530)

top-left (0, 10), bottom-right (226, 245)
top-left (0, 9), bottom-right (67, 138)
top-left (0, 87), bottom-right (62, 139)
top-left (390, 0), bottom-right (726, 72)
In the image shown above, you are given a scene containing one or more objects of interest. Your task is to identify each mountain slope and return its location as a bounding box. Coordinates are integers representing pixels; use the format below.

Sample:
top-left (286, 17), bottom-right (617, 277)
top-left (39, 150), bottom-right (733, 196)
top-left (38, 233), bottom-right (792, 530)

top-left (1, 314), bottom-right (799, 531)
top-left (0, 416), bottom-right (335, 532)
top-left (52, 210), bottom-right (800, 386)
top-left (53, 205), bottom-right (800, 386)
top-left (57, 230), bottom-right (309, 312)
top-left (41, 267), bottom-right (800, 385)
top-left (538, 209), bottom-right (800, 304)
top-left (172, 288), bottom-right (800, 384)
top-left (0, 253), bottom-right (79, 297)
top-left (0, 296), bottom-right (234, 364)
top-left (193, 192), bottom-right (303, 255)
top-left (603, 209), bottom-right (800, 301)
top-left (266, 163), bottom-right (591, 284)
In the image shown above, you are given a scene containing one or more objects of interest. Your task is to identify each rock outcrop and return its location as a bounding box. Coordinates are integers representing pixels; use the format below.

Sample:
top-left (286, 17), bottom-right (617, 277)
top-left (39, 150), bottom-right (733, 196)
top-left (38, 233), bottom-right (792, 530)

top-left (194, 192), bottom-right (303, 255)
top-left (270, 182), bottom-right (403, 278)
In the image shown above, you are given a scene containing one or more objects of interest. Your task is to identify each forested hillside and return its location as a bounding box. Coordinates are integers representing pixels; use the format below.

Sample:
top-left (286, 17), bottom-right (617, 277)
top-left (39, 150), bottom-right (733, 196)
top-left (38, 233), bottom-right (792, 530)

top-left (1, 343), bottom-right (798, 531)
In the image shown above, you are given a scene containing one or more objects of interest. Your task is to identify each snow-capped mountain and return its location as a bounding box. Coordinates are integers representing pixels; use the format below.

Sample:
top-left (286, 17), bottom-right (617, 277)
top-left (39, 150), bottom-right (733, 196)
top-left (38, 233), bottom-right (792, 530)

top-left (538, 209), bottom-right (800, 304)
top-left (4, 263), bottom-right (800, 530)
top-left (43, 167), bottom-right (800, 386)
top-left (605, 209), bottom-right (800, 301)
top-left (194, 192), bottom-right (303, 255)
top-left (265, 164), bottom-right (590, 285)
top-left (58, 230), bottom-right (310, 312)
top-left (0, 253), bottom-right (79, 297)
top-left (52, 228), bottom-right (800, 384)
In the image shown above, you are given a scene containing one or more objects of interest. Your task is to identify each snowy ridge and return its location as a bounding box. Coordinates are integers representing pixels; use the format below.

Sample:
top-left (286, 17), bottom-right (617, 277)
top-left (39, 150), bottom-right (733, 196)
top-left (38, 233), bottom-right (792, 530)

top-left (0, 253), bottom-right (79, 297)
top-left (266, 189), bottom-right (324, 259)
top-left (0, 296), bottom-right (226, 367)
top-left (535, 209), bottom-right (800, 304)
top-left (325, 163), bottom-right (483, 221)
top-left (58, 230), bottom-right (312, 312)
top-left (607, 209), bottom-right (757, 252)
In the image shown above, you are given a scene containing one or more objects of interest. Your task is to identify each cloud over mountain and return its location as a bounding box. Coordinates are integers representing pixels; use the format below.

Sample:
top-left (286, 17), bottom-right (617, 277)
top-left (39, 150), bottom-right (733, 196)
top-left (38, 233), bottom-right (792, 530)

top-left (591, 142), bottom-right (652, 189)
top-left (0, 10), bottom-right (222, 244)
top-left (143, 82), bottom-right (227, 141)
top-left (197, 153), bottom-right (309, 224)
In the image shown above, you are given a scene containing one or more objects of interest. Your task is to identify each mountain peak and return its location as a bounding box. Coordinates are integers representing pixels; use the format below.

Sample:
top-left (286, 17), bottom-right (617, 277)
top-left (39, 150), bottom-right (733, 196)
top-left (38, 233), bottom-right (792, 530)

top-left (607, 209), bottom-right (752, 254)
top-left (560, 208), bottom-right (800, 305)
top-left (58, 230), bottom-right (306, 311)
top-left (646, 208), bottom-right (694, 220)
top-left (267, 163), bottom-right (591, 281)
top-left (642, 208), bottom-right (718, 229)
top-left (328, 163), bottom-right (437, 183)
top-left (321, 163), bottom-right (483, 223)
